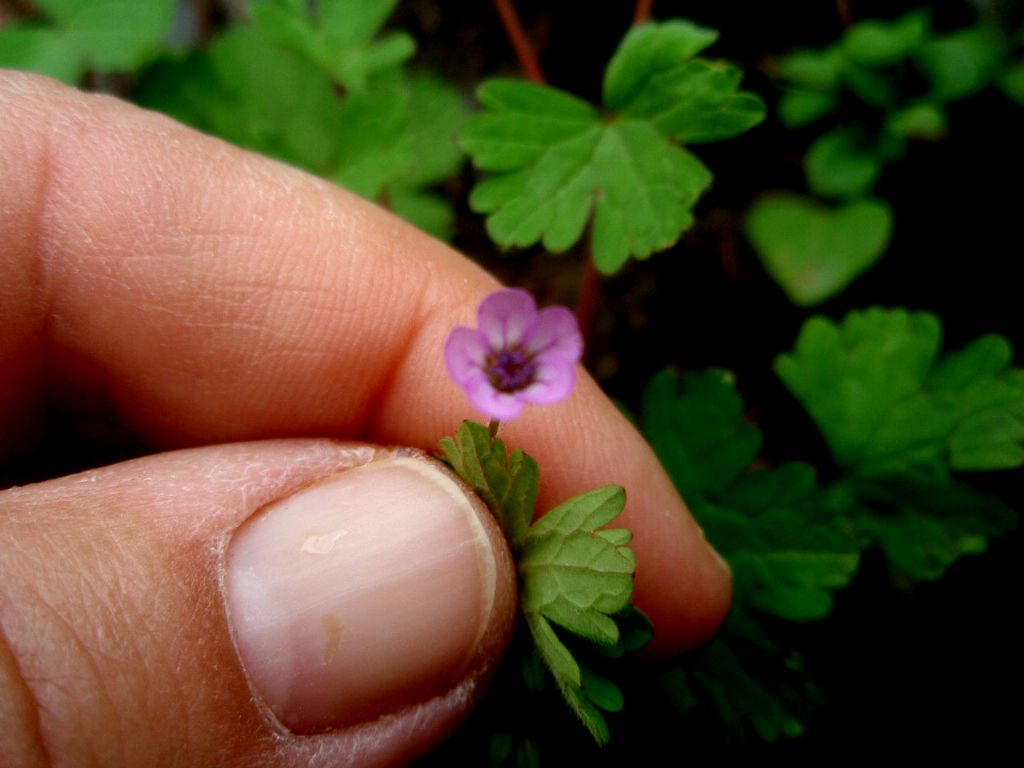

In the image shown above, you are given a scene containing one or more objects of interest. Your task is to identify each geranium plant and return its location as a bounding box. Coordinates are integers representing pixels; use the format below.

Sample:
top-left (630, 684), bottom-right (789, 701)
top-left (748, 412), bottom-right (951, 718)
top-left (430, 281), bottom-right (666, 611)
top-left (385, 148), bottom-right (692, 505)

top-left (0, 0), bottom-right (1020, 764)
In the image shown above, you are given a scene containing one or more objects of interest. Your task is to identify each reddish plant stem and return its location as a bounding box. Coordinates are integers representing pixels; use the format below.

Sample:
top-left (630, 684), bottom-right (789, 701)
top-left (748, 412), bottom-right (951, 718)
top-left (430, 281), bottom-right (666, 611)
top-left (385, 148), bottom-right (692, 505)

top-left (491, 0), bottom-right (602, 340)
top-left (634, 0), bottom-right (653, 25)
top-left (492, 0), bottom-right (545, 83)
top-left (575, 238), bottom-right (601, 349)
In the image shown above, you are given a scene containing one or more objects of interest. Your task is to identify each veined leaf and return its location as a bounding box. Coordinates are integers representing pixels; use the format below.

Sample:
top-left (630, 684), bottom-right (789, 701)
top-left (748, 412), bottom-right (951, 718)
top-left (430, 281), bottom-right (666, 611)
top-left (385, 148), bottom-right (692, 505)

top-left (775, 308), bottom-right (1024, 477)
top-left (251, 0), bottom-right (414, 91)
top-left (837, 477), bottom-right (1016, 581)
top-left (136, 27), bottom-right (467, 239)
top-left (439, 422), bottom-right (637, 744)
top-left (663, 610), bottom-right (811, 742)
top-left (603, 19), bottom-right (719, 111)
top-left (437, 420), bottom-right (538, 547)
top-left (643, 369), bottom-right (859, 621)
top-left (520, 486), bottom-right (634, 645)
top-left (461, 20), bottom-right (763, 274)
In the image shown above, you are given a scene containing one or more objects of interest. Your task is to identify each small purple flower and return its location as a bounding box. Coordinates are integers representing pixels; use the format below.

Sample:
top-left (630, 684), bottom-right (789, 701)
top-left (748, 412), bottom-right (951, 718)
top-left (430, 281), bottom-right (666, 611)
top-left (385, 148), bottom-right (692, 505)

top-left (445, 289), bottom-right (583, 420)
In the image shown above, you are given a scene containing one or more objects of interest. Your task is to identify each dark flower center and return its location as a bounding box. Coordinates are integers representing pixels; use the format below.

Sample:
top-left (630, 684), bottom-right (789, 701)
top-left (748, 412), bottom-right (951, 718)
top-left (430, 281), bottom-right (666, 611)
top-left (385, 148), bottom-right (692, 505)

top-left (486, 346), bottom-right (537, 393)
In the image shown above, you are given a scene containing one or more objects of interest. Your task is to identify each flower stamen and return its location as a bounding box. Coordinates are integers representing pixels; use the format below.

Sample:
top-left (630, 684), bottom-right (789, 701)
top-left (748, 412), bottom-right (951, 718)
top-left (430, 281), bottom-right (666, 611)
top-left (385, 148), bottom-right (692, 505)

top-left (486, 345), bottom-right (538, 392)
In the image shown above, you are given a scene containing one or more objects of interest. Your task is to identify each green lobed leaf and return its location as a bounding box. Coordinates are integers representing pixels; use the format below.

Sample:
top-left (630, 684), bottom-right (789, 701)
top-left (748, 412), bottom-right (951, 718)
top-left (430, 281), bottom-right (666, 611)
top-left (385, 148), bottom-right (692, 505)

top-left (464, 89), bottom-right (712, 273)
top-left (0, 25), bottom-right (84, 83)
top-left (776, 47), bottom-right (843, 91)
top-left (251, 0), bottom-right (414, 91)
top-left (642, 368), bottom-right (761, 497)
top-left (521, 486), bottom-right (634, 645)
top-left (775, 308), bottom-right (1024, 477)
top-left (438, 421), bottom-right (637, 745)
top-left (618, 58), bottom-right (766, 144)
top-left (840, 10), bottom-right (931, 67)
top-left (997, 61), bottom-right (1024, 105)
top-left (331, 71), bottom-right (414, 196)
top-left (136, 26), bottom-right (345, 174)
top-left (706, 465), bottom-right (859, 621)
top-left (437, 420), bottom-right (538, 547)
top-left (643, 369), bottom-right (859, 621)
top-left (839, 59), bottom-right (896, 107)
top-left (745, 194), bottom-right (892, 306)
top-left (915, 25), bottom-right (1006, 103)
top-left (805, 128), bottom-right (882, 199)
top-left (603, 19), bottom-right (719, 111)
top-left (0, 0), bottom-right (175, 81)
top-left (837, 477), bottom-right (1017, 581)
top-left (462, 20), bottom-right (761, 274)
top-left (777, 89), bottom-right (839, 128)
top-left (885, 102), bottom-right (947, 140)
top-left (136, 25), bottom-right (466, 240)
top-left (663, 611), bottom-right (811, 742)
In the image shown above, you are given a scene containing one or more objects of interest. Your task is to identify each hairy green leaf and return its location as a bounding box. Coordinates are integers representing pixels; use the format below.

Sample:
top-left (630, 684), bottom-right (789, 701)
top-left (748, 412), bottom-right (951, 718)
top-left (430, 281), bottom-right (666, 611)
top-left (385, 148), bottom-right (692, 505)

top-left (521, 486), bottom-right (634, 645)
top-left (461, 20), bottom-right (762, 274)
top-left (520, 485), bottom-right (635, 747)
top-left (745, 194), bottom-right (892, 306)
top-left (439, 422), bottom-right (637, 745)
top-left (776, 308), bottom-right (1024, 477)
top-left (437, 421), bottom-right (538, 546)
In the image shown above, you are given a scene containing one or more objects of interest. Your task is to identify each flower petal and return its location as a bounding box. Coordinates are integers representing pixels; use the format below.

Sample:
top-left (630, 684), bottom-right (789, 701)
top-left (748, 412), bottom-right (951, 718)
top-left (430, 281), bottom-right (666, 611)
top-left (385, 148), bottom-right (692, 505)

top-left (466, 378), bottom-right (525, 420)
top-left (519, 359), bottom-right (577, 405)
top-left (445, 326), bottom-right (488, 386)
top-left (477, 288), bottom-right (537, 350)
top-left (525, 306), bottom-right (583, 363)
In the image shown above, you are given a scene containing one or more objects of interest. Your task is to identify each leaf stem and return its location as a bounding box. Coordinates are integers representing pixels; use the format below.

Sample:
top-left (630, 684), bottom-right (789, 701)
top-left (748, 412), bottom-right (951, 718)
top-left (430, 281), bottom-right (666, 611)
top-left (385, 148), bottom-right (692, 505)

top-left (633, 0), bottom-right (654, 25)
top-left (492, 0), bottom-right (546, 84)
top-left (488, 419), bottom-right (501, 438)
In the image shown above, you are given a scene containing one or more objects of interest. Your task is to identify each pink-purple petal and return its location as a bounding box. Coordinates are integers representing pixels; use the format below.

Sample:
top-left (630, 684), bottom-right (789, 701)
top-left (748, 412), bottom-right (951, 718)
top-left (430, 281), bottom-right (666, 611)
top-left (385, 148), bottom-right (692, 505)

top-left (519, 360), bottom-right (577, 404)
top-left (477, 288), bottom-right (537, 350)
top-left (444, 326), bottom-right (488, 385)
top-left (525, 306), bottom-right (583, 363)
top-left (466, 378), bottom-right (525, 419)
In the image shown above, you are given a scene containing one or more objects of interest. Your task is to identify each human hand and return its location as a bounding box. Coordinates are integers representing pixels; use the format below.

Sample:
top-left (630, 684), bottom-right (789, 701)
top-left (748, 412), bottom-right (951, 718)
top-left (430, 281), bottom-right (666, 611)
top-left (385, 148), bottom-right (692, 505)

top-left (0, 71), bottom-right (731, 767)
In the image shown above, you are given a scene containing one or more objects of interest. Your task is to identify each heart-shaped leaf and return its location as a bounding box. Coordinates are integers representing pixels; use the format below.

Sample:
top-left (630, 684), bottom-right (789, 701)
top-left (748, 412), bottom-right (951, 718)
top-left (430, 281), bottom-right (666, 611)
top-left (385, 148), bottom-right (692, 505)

top-left (746, 194), bottom-right (892, 306)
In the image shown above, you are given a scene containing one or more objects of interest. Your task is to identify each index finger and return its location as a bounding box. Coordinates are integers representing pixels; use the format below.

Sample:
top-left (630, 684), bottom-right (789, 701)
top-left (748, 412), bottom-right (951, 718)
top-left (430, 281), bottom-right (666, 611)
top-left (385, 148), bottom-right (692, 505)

top-left (0, 71), bottom-right (730, 653)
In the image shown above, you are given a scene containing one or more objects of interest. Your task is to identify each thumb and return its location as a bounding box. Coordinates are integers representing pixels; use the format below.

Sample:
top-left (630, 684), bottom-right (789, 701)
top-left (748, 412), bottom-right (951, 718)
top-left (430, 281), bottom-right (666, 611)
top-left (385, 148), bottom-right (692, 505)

top-left (0, 440), bottom-right (516, 768)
